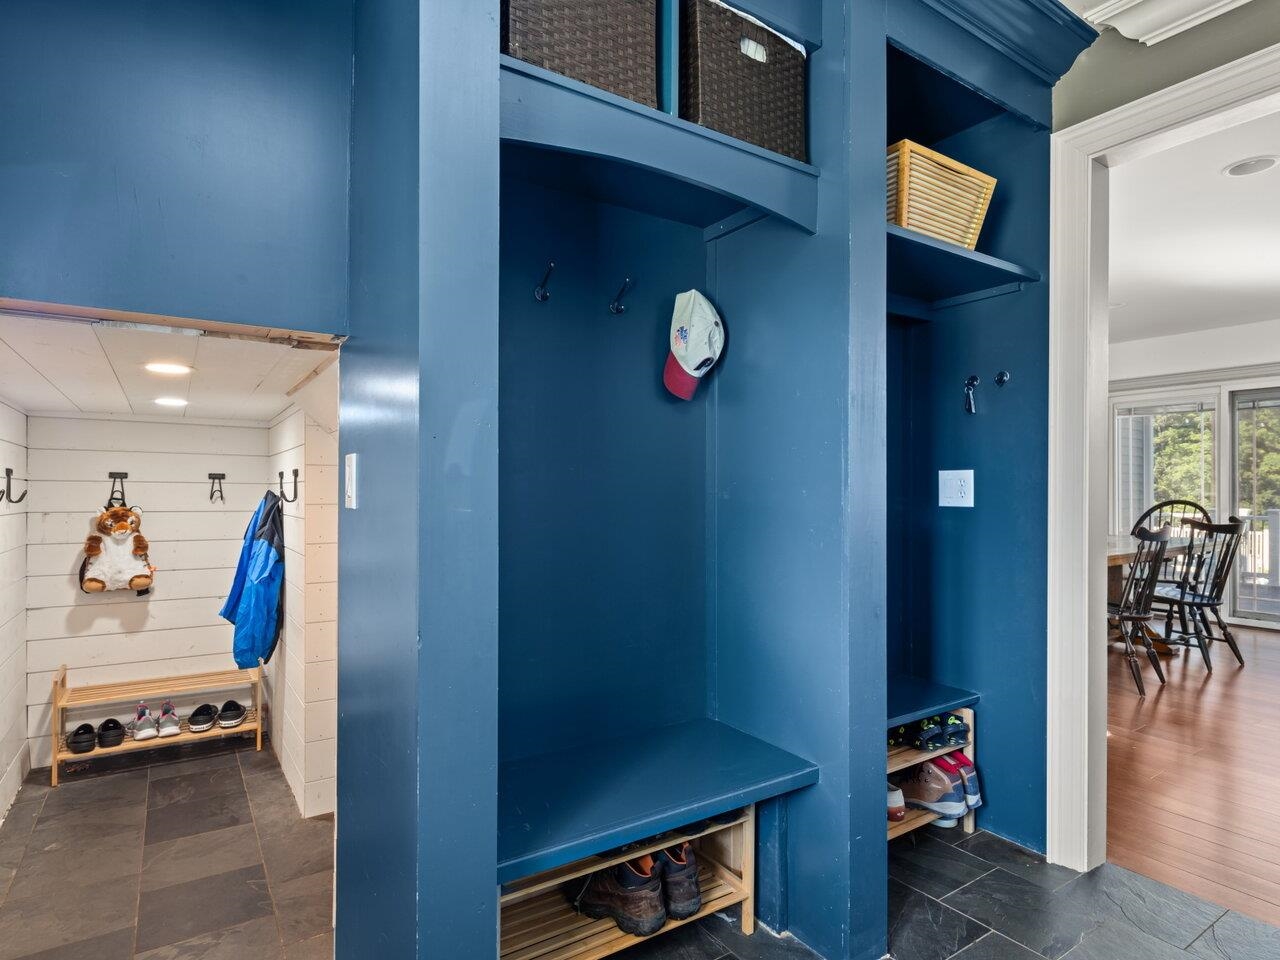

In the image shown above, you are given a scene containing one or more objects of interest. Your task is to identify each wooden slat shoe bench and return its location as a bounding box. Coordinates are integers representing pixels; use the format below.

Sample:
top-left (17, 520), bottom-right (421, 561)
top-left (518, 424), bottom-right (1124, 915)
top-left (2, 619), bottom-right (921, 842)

top-left (50, 663), bottom-right (263, 786)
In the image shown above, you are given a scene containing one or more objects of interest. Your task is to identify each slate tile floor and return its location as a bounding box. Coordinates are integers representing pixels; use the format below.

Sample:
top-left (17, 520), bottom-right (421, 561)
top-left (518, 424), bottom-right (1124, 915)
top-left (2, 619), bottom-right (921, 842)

top-left (888, 827), bottom-right (1280, 960)
top-left (0, 741), bottom-right (333, 959)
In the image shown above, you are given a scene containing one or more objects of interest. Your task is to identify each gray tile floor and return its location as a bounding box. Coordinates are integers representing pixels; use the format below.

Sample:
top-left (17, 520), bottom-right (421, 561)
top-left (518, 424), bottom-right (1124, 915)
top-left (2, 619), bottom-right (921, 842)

top-left (889, 826), bottom-right (1280, 960)
top-left (0, 742), bottom-right (333, 959)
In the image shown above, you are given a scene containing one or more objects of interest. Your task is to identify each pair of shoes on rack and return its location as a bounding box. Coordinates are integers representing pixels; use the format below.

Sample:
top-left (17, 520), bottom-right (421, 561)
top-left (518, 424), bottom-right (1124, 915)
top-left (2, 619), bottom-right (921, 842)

top-left (188, 700), bottom-right (247, 732)
top-left (887, 713), bottom-right (971, 752)
top-left (563, 842), bottom-right (701, 937)
top-left (66, 717), bottom-right (125, 753)
top-left (127, 700), bottom-right (181, 741)
top-left (890, 753), bottom-right (983, 825)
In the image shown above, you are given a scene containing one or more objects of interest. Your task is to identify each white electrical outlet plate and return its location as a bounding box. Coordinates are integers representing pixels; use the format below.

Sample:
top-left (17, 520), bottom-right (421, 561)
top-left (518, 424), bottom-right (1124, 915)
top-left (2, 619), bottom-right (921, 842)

top-left (939, 469), bottom-right (974, 508)
top-left (344, 453), bottom-right (358, 509)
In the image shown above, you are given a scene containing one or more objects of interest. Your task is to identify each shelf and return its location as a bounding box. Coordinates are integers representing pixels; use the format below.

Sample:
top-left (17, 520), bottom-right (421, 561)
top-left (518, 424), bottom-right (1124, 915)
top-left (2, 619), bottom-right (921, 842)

top-left (500, 56), bottom-right (819, 233)
top-left (498, 718), bottom-right (818, 884)
top-left (888, 807), bottom-right (941, 840)
top-left (57, 709), bottom-right (260, 762)
top-left (887, 674), bottom-right (979, 728)
top-left (501, 857), bottom-right (746, 960)
top-left (60, 666), bottom-right (258, 708)
top-left (887, 738), bottom-right (972, 775)
top-left (886, 224), bottom-right (1040, 312)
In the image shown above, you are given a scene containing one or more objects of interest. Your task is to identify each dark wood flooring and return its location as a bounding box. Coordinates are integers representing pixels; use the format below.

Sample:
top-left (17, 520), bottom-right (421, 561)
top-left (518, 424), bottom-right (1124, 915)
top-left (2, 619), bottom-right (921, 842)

top-left (1109, 623), bottom-right (1280, 928)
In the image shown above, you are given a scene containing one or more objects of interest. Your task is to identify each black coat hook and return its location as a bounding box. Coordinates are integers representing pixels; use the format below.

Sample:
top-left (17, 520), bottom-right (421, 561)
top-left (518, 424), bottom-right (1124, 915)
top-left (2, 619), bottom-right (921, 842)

top-left (995, 370), bottom-right (1012, 387)
top-left (208, 473), bottom-right (226, 503)
top-left (964, 376), bottom-right (980, 415)
top-left (279, 469), bottom-right (299, 503)
top-left (1, 468), bottom-right (26, 505)
top-left (106, 472), bottom-right (129, 508)
top-left (534, 261), bottom-right (555, 303)
top-left (608, 278), bottom-right (632, 315)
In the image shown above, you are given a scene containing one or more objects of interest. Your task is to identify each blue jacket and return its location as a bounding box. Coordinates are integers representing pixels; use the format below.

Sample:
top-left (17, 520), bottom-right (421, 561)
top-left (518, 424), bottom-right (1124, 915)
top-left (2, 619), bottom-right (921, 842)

top-left (221, 491), bottom-right (285, 668)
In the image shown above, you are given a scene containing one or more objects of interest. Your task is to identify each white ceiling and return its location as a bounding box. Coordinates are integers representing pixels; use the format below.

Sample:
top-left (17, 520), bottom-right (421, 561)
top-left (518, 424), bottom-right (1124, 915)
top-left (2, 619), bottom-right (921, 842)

top-left (0, 315), bottom-right (334, 421)
top-left (1108, 109), bottom-right (1280, 343)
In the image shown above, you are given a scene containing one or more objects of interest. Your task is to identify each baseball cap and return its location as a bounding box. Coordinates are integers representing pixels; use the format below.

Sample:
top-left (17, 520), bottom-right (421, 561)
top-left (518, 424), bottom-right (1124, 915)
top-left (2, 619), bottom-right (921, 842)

top-left (663, 290), bottom-right (725, 400)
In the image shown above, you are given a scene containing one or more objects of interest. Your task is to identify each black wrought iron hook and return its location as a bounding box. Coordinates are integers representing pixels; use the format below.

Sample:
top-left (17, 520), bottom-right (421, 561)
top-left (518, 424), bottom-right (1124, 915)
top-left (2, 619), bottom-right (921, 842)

top-left (964, 376), bottom-right (981, 415)
top-left (208, 473), bottom-right (226, 504)
top-left (1, 468), bottom-right (26, 505)
top-left (608, 278), bottom-right (632, 315)
top-left (534, 261), bottom-right (555, 303)
top-left (279, 469), bottom-right (299, 503)
top-left (106, 472), bottom-right (129, 508)
top-left (995, 370), bottom-right (1012, 387)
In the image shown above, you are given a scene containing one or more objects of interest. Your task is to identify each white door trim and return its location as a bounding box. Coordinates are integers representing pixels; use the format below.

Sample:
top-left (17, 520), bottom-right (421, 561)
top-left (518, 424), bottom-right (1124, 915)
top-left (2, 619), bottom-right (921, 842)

top-left (1047, 40), bottom-right (1280, 871)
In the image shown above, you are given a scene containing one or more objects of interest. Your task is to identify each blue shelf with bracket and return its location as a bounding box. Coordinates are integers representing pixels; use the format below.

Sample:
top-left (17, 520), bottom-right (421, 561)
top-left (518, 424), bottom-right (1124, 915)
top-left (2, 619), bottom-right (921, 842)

top-left (887, 223), bottom-right (1040, 314)
top-left (500, 56), bottom-right (820, 233)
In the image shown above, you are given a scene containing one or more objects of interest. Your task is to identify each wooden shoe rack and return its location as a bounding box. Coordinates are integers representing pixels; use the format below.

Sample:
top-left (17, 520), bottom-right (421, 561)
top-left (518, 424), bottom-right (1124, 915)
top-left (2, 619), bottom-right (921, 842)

top-left (50, 664), bottom-right (263, 786)
top-left (499, 804), bottom-right (756, 960)
top-left (887, 706), bottom-right (976, 840)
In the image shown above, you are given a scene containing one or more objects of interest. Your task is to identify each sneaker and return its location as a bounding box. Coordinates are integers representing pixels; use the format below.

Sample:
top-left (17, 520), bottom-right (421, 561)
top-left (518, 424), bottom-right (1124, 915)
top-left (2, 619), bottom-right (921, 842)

top-left (127, 703), bottom-right (157, 741)
top-left (217, 700), bottom-right (247, 728)
top-left (158, 700), bottom-right (181, 737)
top-left (654, 842), bottom-right (701, 920)
top-left (949, 752), bottom-right (983, 809)
top-left (887, 782), bottom-right (906, 822)
top-left (940, 713), bottom-right (971, 747)
top-left (899, 761), bottom-right (966, 818)
top-left (563, 855), bottom-right (666, 937)
top-left (932, 755), bottom-right (980, 810)
top-left (188, 703), bottom-right (218, 733)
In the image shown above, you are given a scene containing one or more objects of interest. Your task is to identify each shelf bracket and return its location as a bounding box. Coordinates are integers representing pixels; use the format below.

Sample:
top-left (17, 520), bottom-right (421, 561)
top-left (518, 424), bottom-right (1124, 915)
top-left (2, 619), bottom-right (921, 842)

top-left (929, 281), bottom-right (1028, 312)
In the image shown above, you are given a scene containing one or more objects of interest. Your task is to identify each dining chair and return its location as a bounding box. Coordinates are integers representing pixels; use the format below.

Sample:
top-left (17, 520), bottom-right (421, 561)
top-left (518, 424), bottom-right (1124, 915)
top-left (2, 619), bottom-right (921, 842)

top-left (1108, 524), bottom-right (1172, 696)
top-left (1152, 517), bottom-right (1246, 672)
top-left (1131, 499), bottom-right (1210, 636)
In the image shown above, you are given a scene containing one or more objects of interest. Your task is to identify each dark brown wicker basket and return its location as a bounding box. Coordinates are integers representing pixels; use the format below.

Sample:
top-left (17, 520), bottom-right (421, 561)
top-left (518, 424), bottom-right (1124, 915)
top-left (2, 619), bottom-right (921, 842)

top-left (680, 0), bottom-right (807, 161)
top-left (502, 0), bottom-right (659, 109)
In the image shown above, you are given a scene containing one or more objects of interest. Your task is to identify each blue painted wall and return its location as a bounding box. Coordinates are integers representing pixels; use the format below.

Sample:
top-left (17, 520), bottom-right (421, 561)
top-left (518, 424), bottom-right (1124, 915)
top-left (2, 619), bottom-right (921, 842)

top-left (0, 0), bottom-right (351, 335)
top-left (498, 181), bottom-right (708, 762)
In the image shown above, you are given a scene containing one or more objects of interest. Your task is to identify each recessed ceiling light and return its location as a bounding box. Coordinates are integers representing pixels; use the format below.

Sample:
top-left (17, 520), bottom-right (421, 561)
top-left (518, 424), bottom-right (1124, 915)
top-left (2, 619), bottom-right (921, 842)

top-left (154, 397), bottom-right (188, 407)
top-left (144, 362), bottom-right (193, 375)
top-left (1222, 156), bottom-right (1278, 177)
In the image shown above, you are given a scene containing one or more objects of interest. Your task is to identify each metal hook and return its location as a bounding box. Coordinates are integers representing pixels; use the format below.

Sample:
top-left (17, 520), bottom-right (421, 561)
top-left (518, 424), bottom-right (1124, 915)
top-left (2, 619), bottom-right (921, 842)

top-left (995, 370), bottom-right (1011, 387)
top-left (279, 469), bottom-right (299, 503)
top-left (534, 261), bottom-right (555, 303)
top-left (608, 278), bottom-right (632, 315)
top-left (1, 468), bottom-right (26, 505)
top-left (106, 472), bottom-right (129, 508)
top-left (208, 473), bottom-right (226, 504)
top-left (964, 376), bottom-right (980, 415)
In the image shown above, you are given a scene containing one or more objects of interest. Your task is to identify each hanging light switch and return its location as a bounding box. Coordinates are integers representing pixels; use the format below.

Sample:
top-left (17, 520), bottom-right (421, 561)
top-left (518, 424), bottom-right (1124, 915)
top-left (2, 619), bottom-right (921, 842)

top-left (344, 453), bottom-right (358, 509)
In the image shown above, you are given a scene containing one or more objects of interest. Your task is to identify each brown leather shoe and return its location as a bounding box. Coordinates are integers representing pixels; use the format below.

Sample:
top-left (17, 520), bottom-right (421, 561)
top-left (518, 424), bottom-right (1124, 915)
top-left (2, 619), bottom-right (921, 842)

top-left (563, 856), bottom-right (667, 937)
top-left (655, 842), bottom-right (701, 920)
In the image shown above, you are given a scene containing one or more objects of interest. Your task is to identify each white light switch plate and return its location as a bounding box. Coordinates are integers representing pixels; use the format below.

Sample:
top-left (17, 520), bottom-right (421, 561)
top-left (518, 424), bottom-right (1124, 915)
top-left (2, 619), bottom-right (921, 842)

top-left (939, 469), bottom-right (974, 508)
top-left (344, 453), bottom-right (358, 509)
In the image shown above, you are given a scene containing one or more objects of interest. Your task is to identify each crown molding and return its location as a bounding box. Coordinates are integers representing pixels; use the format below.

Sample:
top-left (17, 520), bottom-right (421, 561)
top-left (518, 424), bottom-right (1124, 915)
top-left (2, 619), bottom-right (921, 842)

top-left (917, 0), bottom-right (1097, 85)
top-left (1082, 0), bottom-right (1257, 45)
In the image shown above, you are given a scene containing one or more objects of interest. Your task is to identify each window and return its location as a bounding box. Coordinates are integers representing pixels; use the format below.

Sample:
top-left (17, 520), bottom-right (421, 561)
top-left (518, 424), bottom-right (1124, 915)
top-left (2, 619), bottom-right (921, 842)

top-left (1112, 400), bottom-right (1215, 534)
top-left (1233, 390), bottom-right (1280, 621)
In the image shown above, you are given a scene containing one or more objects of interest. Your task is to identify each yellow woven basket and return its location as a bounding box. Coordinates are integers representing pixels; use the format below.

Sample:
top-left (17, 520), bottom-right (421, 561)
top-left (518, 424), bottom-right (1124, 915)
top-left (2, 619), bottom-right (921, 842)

top-left (886, 139), bottom-right (996, 251)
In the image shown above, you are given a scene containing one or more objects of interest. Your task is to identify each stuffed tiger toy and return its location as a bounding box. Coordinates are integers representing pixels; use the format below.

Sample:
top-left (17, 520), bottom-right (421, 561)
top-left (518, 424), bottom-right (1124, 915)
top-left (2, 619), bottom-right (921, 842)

top-left (81, 506), bottom-right (154, 593)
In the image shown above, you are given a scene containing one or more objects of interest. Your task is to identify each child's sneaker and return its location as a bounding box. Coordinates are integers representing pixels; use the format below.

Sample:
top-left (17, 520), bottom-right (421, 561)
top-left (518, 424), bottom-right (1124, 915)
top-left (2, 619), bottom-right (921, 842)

top-left (899, 761), bottom-right (966, 818)
top-left (888, 782), bottom-right (906, 822)
top-left (157, 700), bottom-right (181, 737)
top-left (127, 702), bottom-right (157, 741)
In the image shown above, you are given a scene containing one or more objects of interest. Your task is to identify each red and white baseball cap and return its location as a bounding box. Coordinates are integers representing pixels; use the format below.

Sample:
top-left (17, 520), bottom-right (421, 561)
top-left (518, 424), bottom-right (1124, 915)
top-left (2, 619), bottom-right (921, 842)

top-left (663, 290), bottom-right (725, 400)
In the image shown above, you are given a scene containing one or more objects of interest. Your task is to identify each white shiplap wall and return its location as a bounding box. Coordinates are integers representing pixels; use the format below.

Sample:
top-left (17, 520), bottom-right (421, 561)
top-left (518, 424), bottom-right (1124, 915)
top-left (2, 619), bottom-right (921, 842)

top-left (0, 401), bottom-right (29, 810)
top-left (25, 416), bottom-right (268, 766)
top-left (266, 407), bottom-right (337, 818)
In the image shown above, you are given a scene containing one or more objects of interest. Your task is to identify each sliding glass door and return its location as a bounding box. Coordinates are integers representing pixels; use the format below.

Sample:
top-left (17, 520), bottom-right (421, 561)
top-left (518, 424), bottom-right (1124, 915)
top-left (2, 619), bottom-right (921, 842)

top-left (1233, 390), bottom-right (1280, 622)
top-left (1112, 399), bottom-right (1216, 535)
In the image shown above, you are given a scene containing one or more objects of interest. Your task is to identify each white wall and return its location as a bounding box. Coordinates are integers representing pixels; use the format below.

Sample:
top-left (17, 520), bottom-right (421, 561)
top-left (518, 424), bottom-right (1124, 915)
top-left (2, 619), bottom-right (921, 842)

top-left (266, 406), bottom-right (337, 818)
top-left (24, 416), bottom-right (267, 766)
top-left (0, 401), bottom-right (29, 810)
top-left (1110, 316), bottom-right (1280, 383)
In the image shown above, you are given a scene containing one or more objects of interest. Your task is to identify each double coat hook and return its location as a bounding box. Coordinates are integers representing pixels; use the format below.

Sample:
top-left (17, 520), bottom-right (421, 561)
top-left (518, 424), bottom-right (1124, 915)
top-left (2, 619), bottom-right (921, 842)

top-left (279, 469), bottom-right (299, 503)
top-left (534, 261), bottom-right (555, 303)
top-left (609, 278), bottom-right (633, 315)
top-left (1, 468), bottom-right (26, 505)
top-left (208, 473), bottom-right (226, 504)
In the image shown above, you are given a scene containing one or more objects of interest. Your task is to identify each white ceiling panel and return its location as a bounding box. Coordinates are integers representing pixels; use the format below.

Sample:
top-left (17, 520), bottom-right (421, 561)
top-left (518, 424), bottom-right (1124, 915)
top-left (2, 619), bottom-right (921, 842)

top-left (0, 337), bottom-right (77, 412)
top-left (0, 316), bottom-right (130, 412)
top-left (1110, 109), bottom-right (1280, 342)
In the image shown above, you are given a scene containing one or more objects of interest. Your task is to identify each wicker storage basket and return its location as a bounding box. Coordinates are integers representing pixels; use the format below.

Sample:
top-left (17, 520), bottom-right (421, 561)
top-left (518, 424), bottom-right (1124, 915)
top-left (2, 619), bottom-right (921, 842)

top-left (502, 0), bottom-right (658, 109)
top-left (886, 140), bottom-right (996, 250)
top-left (681, 0), bottom-right (807, 161)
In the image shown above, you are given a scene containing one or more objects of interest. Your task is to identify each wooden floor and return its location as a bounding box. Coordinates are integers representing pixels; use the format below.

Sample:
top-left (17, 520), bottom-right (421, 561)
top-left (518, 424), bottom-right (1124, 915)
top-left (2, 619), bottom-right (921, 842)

top-left (1108, 623), bottom-right (1280, 927)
